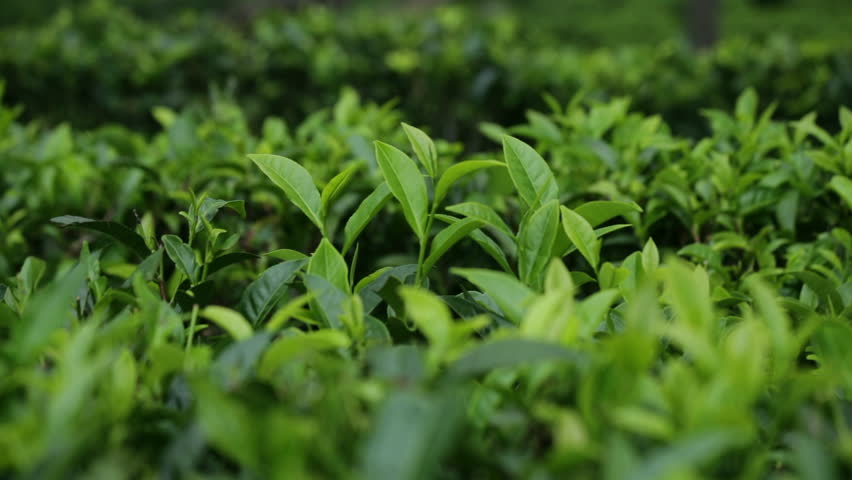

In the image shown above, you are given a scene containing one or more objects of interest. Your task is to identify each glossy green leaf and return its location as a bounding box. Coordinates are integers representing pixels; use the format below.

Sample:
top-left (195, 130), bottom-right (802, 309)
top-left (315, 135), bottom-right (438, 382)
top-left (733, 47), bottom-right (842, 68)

top-left (402, 123), bottom-right (438, 178)
top-left (560, 206), bottom-right (601, 271)
top-left (518, 200), bottom-right (560, 290)
top-left (434, 160), bottom-right (504, 206)
top-left (162, 234), bottom-right (198, 284)
top-left (452, 268), bottom-right (535, 324)
top-left (52, 215), bottom-right (150, 258)
top-left (249, 153), bottom-right (324, 233)
top-left (239, 259), bottom-right (307, 325)
top-left (423, 217), bottom-right (485, 273)
top-left (446, 201), bottom-right (514, 239)
top-left (321, 161), bottom-right (362, 218)
top-left (343, 182), bottom-right (392, 254)
top-left (374, 141), bottom-right (429, 239)
top-left (307, 238), bottom-right (350, 294)
top-left (502, 135), bottom-right (558, 210)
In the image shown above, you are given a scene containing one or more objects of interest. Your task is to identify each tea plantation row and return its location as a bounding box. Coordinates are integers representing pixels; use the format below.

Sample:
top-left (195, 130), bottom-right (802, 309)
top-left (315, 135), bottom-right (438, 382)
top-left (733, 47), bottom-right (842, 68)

top-left (2, 1), bottom-right (852, 141)
top-left (2, 73), bottom-right (852, 477)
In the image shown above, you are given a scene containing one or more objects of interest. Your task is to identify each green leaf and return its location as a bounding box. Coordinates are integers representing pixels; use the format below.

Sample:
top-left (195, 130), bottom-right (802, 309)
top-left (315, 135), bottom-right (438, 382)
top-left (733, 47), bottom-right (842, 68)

top-left (264, 249), bottom-right (309, 261)
top-left (374, 141), bottom-right (429, 239)
top-left (307, 238), bottom-right (350, 294)
top-left (402, 123), bottom-right (438, 178)
top-left (446, 201), bottom-right (514, 239)
top-left (321, 161), bottom-right (362, 219)
top-left (343, 182), bottom-right (392, 254)
top-left (468, 229), bottom-right (514, 274)
top-left (434, 160), bottom-right (504, 206)
top-left (249, 153), bottom-right (324, 233)
top-left (423, 217), bottom-right (485, 273)
top-left (399, 287), bottom-right (452, 346)
top-left (449, 339), bottom-right (584, 377)
top-left (162, 234), bottom-right (198, 285)
top-left (574, 201), bottom-right (642, 228)
top-left (258, 330), bottom-right (350, 378)
top-left (642, 238), bottom-right (659, 274)
top-left (207, 252), bottom-right (259, 277)
top-left (626, 430), bottom-right (743, 480)
top-left (239, 259), bottom-right (307, 325)
top-left (829, 175), bottom-right (852, 210)
top-left (14, 263), bottom-right (87, 360)
top-left (452, 268), bottom-right (535, 324)
top-left (52, 215), bottom-right (150, 258)
top-left (502, 135), bottom-right (558, 210)
top-left (362, 389), bottom-right (466, 480)
top-left (560, 207), bottom-right (601, 271)
top-left (518, 200), bottom-right (560, 290)
top-left (200, 306), bottom-right (253, 341)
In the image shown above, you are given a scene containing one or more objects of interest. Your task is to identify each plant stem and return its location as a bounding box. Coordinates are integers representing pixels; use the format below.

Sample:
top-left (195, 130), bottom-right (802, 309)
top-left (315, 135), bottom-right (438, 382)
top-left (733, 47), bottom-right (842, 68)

top-left (186, 303), bottom-right (199, 352)
top-left (415, 201), bottom-right (439, 287)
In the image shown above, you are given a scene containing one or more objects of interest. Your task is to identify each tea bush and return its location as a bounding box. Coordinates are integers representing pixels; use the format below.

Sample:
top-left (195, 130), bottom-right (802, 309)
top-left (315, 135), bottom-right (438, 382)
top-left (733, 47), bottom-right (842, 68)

top-left (1, 1), bottom-right (851, 141)
top-left (2, 83), bottom-right (852, 477)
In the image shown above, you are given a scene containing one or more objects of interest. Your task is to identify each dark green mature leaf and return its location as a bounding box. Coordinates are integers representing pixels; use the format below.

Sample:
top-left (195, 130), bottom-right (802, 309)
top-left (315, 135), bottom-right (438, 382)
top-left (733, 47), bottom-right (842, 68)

top-left (52, 215), bottom-right (150, 258)
top-left (207, 252), bottom-right (259, 277)
top-left (375, 141), bottom-right (429, 239)
top-left (452, 268), bottom-right (534, 324)
top-left (343, 182), bottom-right (392, 254)
top-left (362, 388), bottom-right (467, 480)
top-left (448, 339), bottom-right (584, 377)
top-left (249, 154), bottom-right (325, 233)
top-left (162, 235), bottom-right (198, 284)
top-left (304, 274), bottom-right (348, 329)
top-left (502, 135), bottom-right (558, 210)
top-left (239, 259), bottom-right (307, 325)
top-left (434, 160), bottom-right (504, 206)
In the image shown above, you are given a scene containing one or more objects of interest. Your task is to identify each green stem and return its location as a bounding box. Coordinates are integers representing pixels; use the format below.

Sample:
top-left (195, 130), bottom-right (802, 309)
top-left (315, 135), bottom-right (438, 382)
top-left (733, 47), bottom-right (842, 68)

top-left (415, 201), bottom-right (439, 287)
top-left (186, 303), bottom-right (199, 352)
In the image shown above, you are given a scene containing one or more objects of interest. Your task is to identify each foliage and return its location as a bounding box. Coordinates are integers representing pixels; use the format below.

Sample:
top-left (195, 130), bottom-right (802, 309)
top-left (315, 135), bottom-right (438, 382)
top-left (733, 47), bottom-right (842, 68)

top-left (0, 1), bottom-right (851, 142)
top-left (3, 90), bottom-right (852, 477)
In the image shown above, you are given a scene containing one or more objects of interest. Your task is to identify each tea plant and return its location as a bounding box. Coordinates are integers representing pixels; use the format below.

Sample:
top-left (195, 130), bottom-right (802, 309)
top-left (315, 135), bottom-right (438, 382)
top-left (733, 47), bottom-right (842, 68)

top-left (3, 116), bottom-right (852, 478)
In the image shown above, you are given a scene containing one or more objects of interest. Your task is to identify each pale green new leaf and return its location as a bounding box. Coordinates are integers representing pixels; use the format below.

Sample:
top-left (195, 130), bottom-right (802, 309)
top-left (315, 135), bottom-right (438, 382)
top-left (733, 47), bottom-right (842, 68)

top-left (308, 238), bottom-right (350, 294)
top-left (452, 268), bottom-right (535, 324)
top-left (574, 200), bottom-right (643, 228)
top-left (502, 135), bottom-right (558, 210)
top-left (446, 201), bottom-right (515, 239)
top-left (829, 175), bottom-right (852, 210)
top-left (402, 123), bottom-right (438, 178)
top-left (249, 154), bottom-right (324, 233)
top-left (321, 161), bottom-right (363, 218)
top-left (518, 200), bottom-right (560, 290)
top-left (343, 182), bottom-right (392, 254)
top-left (374, 141), bottom-right (429, 239)
top-left (560, 207), bottom-right (601, 271)
top-left (200, 306), bottom-right (254, 341)
top-left (434, 160), bottom-right (504, 206)
top-left (423, 217), bottom-right (485, 273)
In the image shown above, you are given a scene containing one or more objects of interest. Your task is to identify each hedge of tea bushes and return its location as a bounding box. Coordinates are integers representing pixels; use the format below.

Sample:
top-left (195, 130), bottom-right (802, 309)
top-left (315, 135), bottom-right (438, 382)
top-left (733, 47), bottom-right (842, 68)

top-left (3, 90), bottom-right (852, 478)
top-left (1, 1), bottom-right (851, 142)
